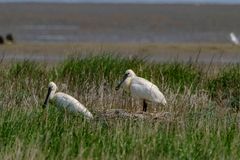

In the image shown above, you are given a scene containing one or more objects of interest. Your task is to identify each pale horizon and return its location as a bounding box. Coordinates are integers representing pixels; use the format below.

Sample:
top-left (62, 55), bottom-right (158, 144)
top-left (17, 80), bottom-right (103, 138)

top-left (0, 0), bottom-right (240, 4)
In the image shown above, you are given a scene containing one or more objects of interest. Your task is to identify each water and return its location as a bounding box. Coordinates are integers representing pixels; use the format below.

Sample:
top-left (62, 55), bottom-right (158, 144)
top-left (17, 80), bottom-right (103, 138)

top-left (0, 0), bottom-right (240, 4)
top-left (0, 1), bottom-right (239, 43)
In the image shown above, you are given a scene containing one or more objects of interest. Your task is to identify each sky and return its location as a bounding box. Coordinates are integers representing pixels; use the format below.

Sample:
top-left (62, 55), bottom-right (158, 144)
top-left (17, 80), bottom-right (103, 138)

top-left (0, 0), bottom-right (240, 4)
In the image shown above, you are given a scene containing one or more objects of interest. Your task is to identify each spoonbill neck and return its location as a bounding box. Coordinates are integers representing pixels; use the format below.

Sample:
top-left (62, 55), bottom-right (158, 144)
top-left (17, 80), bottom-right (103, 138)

top-left (123, 76), bottom-right (134, 91)
top-left (49, 88), bottom-right (56, 100)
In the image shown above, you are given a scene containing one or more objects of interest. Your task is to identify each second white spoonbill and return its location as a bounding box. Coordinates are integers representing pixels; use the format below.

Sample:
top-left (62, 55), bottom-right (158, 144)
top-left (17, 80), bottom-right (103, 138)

top-left (230, 32), bottom-right (239, 45)
top-left (43, 82), bottom-right (93, 119)
top-left (116, 69), bottom-right (167, 112)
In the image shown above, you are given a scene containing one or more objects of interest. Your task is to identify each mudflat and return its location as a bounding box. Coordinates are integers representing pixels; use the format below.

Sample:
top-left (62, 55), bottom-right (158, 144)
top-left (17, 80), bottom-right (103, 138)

top-left (0, 43), bottom-right (239, 64)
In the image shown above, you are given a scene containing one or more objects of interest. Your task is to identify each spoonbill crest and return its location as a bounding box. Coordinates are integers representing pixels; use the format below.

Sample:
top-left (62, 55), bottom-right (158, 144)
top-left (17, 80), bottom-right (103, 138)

top-left (230, 32), bottom-right (239, 45)
top-left (43, 82), bottom-right (93, 119)
top-left (116, 69), bottom-right (166, 112)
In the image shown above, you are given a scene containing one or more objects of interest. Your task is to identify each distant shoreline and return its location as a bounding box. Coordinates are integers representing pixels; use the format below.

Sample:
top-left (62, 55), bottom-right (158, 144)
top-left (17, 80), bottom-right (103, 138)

top-left (0, 42), bottom-right (239, 64)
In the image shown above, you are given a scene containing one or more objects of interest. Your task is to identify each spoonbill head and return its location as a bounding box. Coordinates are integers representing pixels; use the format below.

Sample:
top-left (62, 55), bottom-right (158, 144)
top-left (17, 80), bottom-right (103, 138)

top-left (116, 69), bottom-right (136, 91)
top-left (116, 69), bottom-right (167, 112)
top-left (43, 82), bottom-right (93, 119)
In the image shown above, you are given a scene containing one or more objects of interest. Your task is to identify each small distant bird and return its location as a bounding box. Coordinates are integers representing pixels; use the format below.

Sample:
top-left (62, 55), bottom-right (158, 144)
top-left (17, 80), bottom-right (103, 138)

top-left (116, 69), bottom-right (167, 112)
top-left (5, 33), bottom-right (14, 44)
top-left (0, 35), bottom-right (4, 44)
top-left (229, 32), bottom-right (239, 45)
top-left (43, 82), bottom-right (93, 119)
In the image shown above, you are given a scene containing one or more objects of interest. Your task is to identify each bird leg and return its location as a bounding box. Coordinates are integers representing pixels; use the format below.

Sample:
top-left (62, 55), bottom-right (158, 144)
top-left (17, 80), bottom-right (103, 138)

top-left (143, 100), bottom-right (147, 112)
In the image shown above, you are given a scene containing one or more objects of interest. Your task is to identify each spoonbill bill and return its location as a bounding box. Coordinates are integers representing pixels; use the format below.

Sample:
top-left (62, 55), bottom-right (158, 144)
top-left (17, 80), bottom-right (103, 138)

top-left (230, 32), bottom-right (239, 45)
top-left (115, 69), bottom-right (166, 112)
top-left (43, 82), bottom-right (93, 119)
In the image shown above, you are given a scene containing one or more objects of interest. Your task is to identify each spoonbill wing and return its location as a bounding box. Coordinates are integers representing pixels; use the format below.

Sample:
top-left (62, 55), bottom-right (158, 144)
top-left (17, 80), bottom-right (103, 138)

top-left (130, 77), bottom-right (166, 105)
top-left (54, 92), bottom-right (93, 119)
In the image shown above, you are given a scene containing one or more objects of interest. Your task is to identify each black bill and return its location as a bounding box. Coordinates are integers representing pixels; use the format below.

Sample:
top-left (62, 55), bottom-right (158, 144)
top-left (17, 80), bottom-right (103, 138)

top-left (43, 87), bottom-right (51, 109)
top-left (115, 74), bottom-right (128, 90)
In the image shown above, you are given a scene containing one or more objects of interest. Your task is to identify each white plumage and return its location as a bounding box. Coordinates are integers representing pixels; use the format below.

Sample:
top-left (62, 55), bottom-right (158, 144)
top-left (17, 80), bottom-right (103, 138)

top-left (43, 82), bottom-right (93, 119)
top-left (116, 69), bottom-right (166, 112)
top-left (230, 32), bottom-right (239, 45)
top-left (130, 77), bottom-right (166, 104)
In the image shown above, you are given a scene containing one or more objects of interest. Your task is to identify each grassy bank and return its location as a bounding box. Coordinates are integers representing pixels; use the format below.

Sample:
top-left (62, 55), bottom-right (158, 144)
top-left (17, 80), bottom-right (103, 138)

top-left (0, 55), bottom-right (240, 159)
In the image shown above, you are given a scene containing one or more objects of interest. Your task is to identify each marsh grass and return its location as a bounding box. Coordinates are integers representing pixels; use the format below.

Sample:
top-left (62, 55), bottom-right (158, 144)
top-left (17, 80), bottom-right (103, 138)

top-left (0, 55), bottom-right (240, 159)
top-left (207, 65), bottom-right (240, 110)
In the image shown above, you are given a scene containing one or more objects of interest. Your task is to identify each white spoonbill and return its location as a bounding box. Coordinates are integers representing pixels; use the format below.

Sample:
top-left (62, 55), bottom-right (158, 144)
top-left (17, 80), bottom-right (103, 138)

top-left (43, 82), bottom-right (93, 119)
top-left (230, 32), bottom-right (239, 45)
top-left (115, 69), bottom-right (167, 112)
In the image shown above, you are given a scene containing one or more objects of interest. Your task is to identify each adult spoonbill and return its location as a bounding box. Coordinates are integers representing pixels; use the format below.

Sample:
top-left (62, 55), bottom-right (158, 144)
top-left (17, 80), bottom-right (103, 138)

top-left (115, 69), bottom-right (167, 112)
top-left (43, 82), bottom-right (93, 119)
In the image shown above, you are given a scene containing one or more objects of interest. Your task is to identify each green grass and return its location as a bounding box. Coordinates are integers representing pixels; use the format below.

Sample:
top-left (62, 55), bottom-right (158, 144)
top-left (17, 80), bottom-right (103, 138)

top-left (0, 55), bottom-right (240, 159)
